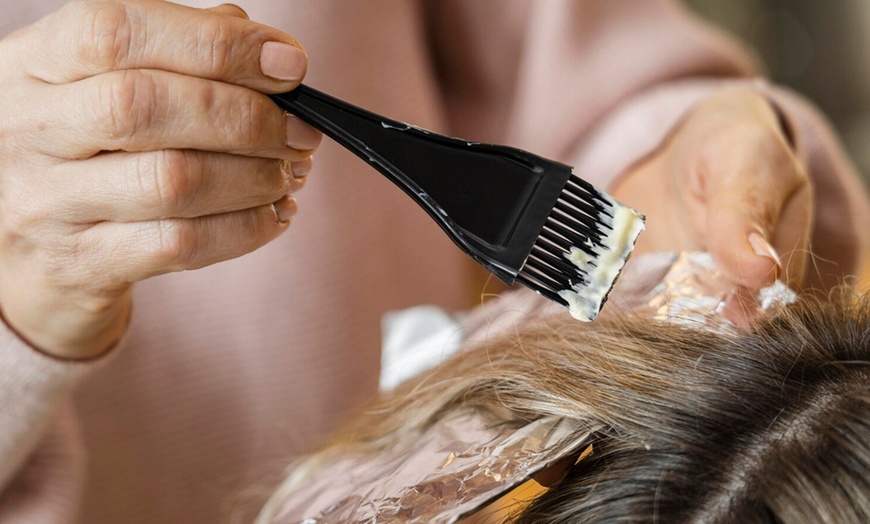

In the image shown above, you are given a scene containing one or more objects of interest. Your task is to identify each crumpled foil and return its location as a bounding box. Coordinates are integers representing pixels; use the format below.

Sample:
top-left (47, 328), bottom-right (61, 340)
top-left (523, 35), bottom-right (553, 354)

top-left (644, 252), bottom-right (796, 325)
top-left (271, 409), bottom-right (596, 523)
top-left (271, 252), bottom-right (797, 524)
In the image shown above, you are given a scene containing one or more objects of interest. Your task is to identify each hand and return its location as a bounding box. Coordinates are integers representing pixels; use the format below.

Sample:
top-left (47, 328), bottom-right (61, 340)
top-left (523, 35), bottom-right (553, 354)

top-left (0, 0), bottom-right (322, 359)
top-left (613, 88), bottom-right (812, 294)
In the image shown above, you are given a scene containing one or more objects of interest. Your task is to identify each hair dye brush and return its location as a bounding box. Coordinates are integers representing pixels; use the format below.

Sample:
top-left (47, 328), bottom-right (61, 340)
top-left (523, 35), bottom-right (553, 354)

top-left (270, 86), bottom-right (644, 321)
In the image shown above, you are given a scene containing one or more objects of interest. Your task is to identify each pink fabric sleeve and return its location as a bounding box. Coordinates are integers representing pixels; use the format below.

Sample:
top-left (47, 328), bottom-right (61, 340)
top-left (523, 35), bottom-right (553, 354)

top-left (424, 0), bottom-right (759, 153)
top-left (0, 403), bottom-right (87, 523)
top-left (0, 321), bottom-right (106, 522)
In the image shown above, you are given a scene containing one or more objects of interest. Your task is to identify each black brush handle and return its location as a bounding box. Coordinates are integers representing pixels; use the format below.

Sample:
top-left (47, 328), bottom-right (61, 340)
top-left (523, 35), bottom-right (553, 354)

top-left (270, 85), bottom-right (571, 284)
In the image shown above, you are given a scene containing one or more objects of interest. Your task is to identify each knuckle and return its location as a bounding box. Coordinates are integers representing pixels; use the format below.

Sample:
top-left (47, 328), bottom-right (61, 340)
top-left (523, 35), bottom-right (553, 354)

top-left (263, 159), bottom-right (292, 197)
top-left (138, 150), bottom-right (203, 213)
top-left (197, 80), bottom-right (219, 113)
top-left (1, 207), bottom-right (35, 246)
top-left (42, 236), bottom-right (88, 288)
top-left (1, 221), bottom-right (82, 292)
top-left (195, 16), bottom-right (238, 78)
top-left (1, 183), bottom-right (44, 235)
top-left (73, 0), bottom-right (135, 70)
top-left (241, 207), bottom-right (270, 243)
top-left (234, 94), bottom-right (268, 149)
top-left (92, 70), bottom-right (156, 142)
top-left (152, 219), bottom-right (198, 268)
top-left (77, 291), bottom-right (121, 315)
top-left (217, 3), bottom-right (249, 19)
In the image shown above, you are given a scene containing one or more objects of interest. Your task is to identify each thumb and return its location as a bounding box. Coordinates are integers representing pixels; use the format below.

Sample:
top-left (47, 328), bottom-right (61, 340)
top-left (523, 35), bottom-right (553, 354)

top-left (702, 147), bottom-right (809, 291)
top-left (705, 192), bottom-right (782, 290)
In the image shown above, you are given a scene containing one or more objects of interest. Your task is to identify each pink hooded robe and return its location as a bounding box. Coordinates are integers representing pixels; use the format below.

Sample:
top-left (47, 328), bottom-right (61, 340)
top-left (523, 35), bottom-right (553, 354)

top-left (0, 1), bottom-right (867, 522)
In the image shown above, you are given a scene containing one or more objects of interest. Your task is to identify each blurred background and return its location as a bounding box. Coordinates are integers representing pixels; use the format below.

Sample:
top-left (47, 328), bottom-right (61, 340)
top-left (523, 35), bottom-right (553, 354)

top-left (688, 0), bottom-right (870, 180)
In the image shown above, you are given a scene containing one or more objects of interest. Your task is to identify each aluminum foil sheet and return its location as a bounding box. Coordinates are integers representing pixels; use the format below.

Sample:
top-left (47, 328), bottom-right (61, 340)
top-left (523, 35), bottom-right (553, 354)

top-left (270, 409), bottom-right (596, 523)
top-left (644, 252), bottom-right (796, 325)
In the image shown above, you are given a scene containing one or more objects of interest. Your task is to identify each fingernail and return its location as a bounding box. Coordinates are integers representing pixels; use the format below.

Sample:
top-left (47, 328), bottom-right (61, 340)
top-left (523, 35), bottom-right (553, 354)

top-left (291, 159), bottom-right (312, 178)
top-left (285, 114), bottom-right (322, 151)
top-left (272, 195), bottom-right (297, 224)
top-left (748, 232), bottom-right (782, 269)
top-left (260, 42), bottom-right (307, 81)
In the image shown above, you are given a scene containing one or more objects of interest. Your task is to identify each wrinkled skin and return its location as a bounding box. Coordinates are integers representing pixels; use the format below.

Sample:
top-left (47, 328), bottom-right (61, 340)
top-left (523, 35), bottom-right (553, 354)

top-left (0, 0), bottom-right (321, 358)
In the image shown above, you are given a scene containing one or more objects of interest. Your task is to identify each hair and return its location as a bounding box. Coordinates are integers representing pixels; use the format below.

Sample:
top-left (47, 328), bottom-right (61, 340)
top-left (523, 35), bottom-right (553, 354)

top-left (261, 286), bottom-right (870, 523)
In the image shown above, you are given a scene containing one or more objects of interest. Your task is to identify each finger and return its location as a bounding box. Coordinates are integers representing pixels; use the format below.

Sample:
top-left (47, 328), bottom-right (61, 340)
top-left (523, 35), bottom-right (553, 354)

top-left (56, 150), bottom-right (298, 222)
top-left (34, 69), bottom-right (321, 159)
top-left (287, 162), bottom-right (310, 193)
top-left (80, 197), bottom-right (295, 287)
top-left (770, 181), bottom-right (812, 287)
top-left (285, 156), bottom-right (312, 193)
top-left (701, 136), bottom-right (808, 290)
top-left (705, 188), bottom-right (783, 291)
top-left (289, 156), bottom-right (313, 179)
top-left (708, 191), bottom-right (785, 290)
top-left (11, 0), bottom-right (306, 90)
top-left (721, 285), bottom-right (759, 329)
top-left (206, 3), bottom-right (249, 19)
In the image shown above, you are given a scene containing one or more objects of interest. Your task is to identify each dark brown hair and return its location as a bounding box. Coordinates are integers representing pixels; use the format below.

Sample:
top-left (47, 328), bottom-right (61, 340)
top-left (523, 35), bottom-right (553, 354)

top-left (266, 286), bottom-right (870, 523)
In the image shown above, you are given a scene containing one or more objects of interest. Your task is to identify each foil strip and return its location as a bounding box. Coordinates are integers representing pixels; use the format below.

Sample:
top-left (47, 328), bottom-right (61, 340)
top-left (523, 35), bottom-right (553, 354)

top-left (271, 409), bottom-right (596, 523)
top-left (644, 252), bottom-right (796, 325)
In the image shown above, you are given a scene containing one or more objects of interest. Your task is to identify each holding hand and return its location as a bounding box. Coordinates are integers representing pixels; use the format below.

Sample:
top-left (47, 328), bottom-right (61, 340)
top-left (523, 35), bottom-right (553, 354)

top-left (613, 88), bottom-right (812, 294)
top-left (0, 0), bottom-right (321, 359)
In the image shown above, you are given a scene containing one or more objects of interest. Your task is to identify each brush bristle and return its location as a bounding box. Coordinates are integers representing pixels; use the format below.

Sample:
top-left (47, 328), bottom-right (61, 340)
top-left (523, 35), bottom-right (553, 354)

top-left (515, 174), bottom-right (645, 321)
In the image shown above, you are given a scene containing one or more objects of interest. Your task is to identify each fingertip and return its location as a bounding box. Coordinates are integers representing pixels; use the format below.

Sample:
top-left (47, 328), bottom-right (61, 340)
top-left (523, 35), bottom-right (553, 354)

top-left (284, 114), bottom-right (322, 152)
top-left (260, 41), bottom-right (308, 86)
top-left (737, 254), bottom-right (780, 290)
top-left (747, 231), bottom-right (782, 269)
top-left (290, 157), bottom-right (313, 179)
top-left (705, 189), bottom-right (783, 289)
top-left (272, 194), bottom-right (297, 224)
top-left (709, 228), bottom-right (781, 291)
top-left (287, 173), bottom-right (308, 194)
top-left (287, 157), bottom-right (312, 194)
top-left (204, 4), bottom-right (310, 91)
top-left (746, 231), bottom-right (784, 285)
